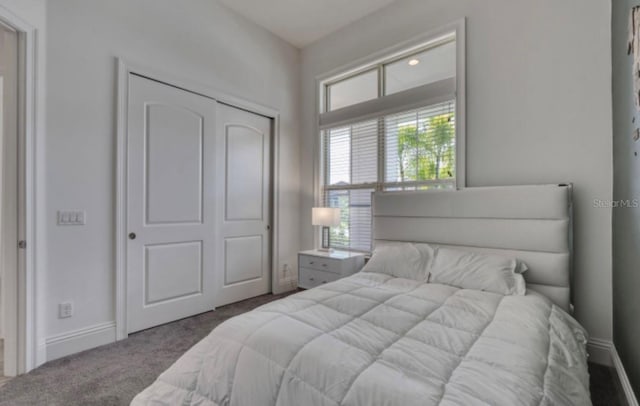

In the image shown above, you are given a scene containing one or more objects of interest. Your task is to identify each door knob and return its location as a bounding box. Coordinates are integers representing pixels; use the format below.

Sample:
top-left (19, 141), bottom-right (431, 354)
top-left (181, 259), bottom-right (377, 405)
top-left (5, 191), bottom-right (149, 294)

top-left (129, 232), bottom-right (136, 240)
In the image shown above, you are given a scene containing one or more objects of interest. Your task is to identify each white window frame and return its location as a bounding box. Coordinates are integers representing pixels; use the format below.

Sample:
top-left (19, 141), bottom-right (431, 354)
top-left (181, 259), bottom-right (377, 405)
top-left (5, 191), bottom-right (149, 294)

top-left (313, 19), bottom-right (466, 251)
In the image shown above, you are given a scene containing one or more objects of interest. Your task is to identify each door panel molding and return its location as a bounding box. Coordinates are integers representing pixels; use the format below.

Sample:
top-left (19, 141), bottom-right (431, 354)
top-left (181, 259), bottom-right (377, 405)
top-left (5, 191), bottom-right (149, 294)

top-left (144, 240), bottom-right (203, 305)
top-left (224, 235), bottom-right (263, 286)
top-left (115, 59), bottom-right (281, 340)
top-left (144, 103), bottom-right (205, 225)
top-left (224, 123), bottom-right (265, 222)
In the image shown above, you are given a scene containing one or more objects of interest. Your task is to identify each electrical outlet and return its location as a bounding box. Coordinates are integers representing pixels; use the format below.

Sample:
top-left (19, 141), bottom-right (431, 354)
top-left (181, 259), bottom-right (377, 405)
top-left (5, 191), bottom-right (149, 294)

top-left (288, 271), bottom-right (298, 291)
top-left (59, 302), bottom-right (73, 318)
top-left (57, 210), bottom-right (86, 226)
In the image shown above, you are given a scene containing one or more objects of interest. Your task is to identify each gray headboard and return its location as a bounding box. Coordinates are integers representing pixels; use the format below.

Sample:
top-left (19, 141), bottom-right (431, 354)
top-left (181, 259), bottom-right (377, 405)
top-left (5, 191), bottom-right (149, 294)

top-left (372, 184), bottom-right (573, 311)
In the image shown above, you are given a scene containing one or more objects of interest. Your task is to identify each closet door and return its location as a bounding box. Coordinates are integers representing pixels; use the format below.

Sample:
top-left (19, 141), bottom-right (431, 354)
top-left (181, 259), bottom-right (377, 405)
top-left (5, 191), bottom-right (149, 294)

top-left (126, 74), bottom-right (216, 333)
top-left (214, 104), bottom-right (272, 306)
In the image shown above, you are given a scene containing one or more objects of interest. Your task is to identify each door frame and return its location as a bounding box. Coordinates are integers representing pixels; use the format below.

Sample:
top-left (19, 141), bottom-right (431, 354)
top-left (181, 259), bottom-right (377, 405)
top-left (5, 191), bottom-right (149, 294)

top-left (0, 6), bottom-right (39, 375)
top-left (115, 58), bottom-right (281, 340)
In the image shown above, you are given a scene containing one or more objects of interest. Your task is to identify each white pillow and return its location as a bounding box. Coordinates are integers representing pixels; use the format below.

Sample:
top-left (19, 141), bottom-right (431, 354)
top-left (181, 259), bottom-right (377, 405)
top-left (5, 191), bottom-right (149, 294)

top-left (513, 273), bottom-right (527, 296)
top-left (361, 242), bottom-right (435, 282)
top-left (429, 247), bottom-right (526, 295)
top-left (515, 260), bottom-right (529, 274)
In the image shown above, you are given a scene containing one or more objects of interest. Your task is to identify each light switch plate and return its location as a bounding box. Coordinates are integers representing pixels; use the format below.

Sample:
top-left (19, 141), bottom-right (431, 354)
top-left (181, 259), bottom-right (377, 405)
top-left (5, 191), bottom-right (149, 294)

top-left (57, 210), bottom-right (86, 226)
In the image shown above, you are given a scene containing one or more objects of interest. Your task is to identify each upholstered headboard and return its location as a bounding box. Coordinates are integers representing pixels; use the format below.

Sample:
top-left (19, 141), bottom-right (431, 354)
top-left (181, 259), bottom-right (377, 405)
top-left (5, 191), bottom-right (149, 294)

top-left (372, 184), bottom-right (573, 311)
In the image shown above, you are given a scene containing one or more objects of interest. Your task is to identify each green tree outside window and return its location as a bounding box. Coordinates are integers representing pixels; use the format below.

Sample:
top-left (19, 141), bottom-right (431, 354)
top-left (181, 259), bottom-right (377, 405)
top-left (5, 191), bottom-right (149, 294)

top-left (396, 113), bottom-right (455, 182)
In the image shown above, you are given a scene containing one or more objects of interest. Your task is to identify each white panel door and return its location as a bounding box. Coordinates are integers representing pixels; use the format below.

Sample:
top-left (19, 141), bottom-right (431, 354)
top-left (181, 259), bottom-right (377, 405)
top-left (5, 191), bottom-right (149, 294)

top-left (215, 104), bottom-right (271, 306)
top-left (127, 74), bottom-right (216, 333)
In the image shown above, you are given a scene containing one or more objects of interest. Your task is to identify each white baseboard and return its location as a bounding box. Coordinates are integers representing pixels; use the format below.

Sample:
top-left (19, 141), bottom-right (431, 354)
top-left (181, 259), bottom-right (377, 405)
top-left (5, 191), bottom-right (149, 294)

top-left (36, 340), bottom-right (47, 368)
top-left (589, 338), bottom-right (639, 406)
top-left (588, 337), bottom-right (613, 366)
top-left (611, 345), bottom-right (639, 406)
top-left (45, 321), bottom-right (116, 362)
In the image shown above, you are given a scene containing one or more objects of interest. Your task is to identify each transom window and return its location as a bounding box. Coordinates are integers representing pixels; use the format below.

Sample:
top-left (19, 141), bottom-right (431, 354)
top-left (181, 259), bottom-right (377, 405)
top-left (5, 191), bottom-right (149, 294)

top-left (318, 27), bottom-right (465, 252)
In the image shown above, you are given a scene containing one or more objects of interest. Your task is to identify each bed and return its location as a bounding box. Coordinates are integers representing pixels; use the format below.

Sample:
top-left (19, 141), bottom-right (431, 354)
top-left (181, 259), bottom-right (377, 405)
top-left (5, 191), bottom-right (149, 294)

top-left (131, 184), bottom-right (591, 406)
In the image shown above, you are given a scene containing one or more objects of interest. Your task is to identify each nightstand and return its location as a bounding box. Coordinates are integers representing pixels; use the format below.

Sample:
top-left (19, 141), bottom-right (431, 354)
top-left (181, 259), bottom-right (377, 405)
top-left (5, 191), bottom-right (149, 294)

top-left (298, 249), bottom-right (366, 289)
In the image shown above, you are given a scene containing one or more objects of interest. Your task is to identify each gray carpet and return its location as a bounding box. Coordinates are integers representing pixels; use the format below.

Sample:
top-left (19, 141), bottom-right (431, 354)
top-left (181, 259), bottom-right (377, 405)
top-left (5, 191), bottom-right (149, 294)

top-left (0, 291), bottom-right (295, 406)
top-left (590, 362), bottom-right (629, 406)
top-left (0, 290), bottom-right (629, 405)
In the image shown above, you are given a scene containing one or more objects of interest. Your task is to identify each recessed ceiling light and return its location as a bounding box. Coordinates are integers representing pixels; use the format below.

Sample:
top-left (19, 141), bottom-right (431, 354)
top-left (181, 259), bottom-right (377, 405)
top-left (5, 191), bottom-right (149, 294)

top-left (408, 59), bottom-right (420, 66)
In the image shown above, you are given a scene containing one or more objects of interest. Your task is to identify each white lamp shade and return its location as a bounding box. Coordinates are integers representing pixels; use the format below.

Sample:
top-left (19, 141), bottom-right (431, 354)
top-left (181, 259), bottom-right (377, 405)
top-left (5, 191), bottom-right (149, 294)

top-left (312, 207), bottom-right (341, 227)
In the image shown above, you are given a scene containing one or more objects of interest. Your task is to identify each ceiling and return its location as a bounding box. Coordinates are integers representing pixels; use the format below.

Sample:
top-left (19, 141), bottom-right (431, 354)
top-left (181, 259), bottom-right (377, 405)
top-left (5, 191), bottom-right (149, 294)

top-left (218, 0), bottom-right (399, 48)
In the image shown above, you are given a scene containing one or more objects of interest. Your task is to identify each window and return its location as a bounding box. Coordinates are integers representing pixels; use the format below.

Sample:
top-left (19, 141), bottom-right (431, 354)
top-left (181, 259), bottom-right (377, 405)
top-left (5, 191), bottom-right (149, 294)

top-left (384, 41), bottom-right (456, 96)
top-left (327, 69), bottom-right (378, 111)
top-left (318, 27), bottom-right (464, 252)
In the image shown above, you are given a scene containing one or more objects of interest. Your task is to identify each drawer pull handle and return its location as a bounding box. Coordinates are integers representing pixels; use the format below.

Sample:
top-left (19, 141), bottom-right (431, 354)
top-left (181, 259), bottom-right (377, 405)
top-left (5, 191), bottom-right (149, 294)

top-left (309, 261), bottom-right (315, 265)
top-left (322, 281), bottom-right (327, 284)
top-left (322, 264), bottom-right (327, 267)
top-left (309, 277), bottom-right (315, 281)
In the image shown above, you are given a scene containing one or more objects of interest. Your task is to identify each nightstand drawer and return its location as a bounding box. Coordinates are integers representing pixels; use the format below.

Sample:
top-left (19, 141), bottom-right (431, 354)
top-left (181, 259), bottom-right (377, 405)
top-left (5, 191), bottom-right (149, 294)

top-left (298, 268), bottom-right (339, 289)
top-left (299, 255), bottom-right (340, 274)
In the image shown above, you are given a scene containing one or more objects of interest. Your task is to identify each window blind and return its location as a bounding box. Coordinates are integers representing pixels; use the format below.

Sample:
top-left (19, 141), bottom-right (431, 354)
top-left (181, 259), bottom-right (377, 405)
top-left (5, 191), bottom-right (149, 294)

top-left (384, 101), bottom-right (456, 189)
top-left (322, 100), bottom-right (456, 251)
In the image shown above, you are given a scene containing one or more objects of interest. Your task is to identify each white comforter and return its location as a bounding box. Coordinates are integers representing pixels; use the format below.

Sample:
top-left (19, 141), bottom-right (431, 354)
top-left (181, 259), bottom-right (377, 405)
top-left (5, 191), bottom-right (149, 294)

top-left (132, 272), bottom-right (591, 406)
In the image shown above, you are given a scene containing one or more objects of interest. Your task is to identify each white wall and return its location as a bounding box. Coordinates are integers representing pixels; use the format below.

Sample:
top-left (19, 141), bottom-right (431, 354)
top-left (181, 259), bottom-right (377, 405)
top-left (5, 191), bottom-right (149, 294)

top-left (300, 0), bottom-right (613, 341)
top-left (44, 0), bottom-right (300, 359)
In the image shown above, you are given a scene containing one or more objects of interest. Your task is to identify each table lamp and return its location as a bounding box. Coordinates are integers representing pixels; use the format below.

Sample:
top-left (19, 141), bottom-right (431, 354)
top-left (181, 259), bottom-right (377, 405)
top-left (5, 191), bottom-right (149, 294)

top-left (312, 207), bottom-right (340, 252)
